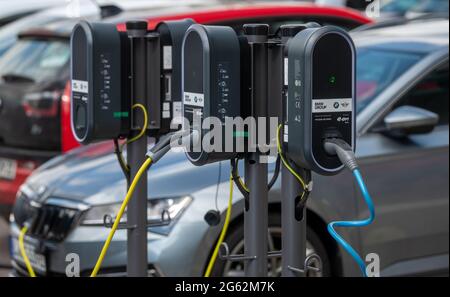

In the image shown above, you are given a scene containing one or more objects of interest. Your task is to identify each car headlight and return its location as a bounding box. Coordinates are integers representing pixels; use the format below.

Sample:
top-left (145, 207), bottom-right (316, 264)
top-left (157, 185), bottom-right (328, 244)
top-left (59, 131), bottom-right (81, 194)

top-left (81, 196), bottom-right (192, 226)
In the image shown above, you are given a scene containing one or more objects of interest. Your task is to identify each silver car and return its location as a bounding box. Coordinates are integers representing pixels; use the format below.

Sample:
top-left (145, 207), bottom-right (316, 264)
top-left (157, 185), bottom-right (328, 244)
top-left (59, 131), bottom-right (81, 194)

top-left (9, 18), bottom-right (449, 277)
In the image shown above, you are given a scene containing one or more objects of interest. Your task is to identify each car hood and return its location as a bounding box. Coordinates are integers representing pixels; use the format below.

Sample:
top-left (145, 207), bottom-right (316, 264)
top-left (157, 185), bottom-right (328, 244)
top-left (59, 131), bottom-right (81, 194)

top-left (24, 141), bottom-right (220, 205)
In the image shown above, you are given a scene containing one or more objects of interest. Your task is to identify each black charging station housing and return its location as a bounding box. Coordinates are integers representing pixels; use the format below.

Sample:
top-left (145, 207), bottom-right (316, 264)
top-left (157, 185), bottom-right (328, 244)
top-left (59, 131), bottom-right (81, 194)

top-left (285, 26), bottom-right (356, 175)
top-left (155, 19), bottom-right (195, 135)
top-left (71, 21), bottom-right (130, 144)
top-left (182, 24), bottom-right (242, 166)
top-left (71, 20), bottom-right (195, 144)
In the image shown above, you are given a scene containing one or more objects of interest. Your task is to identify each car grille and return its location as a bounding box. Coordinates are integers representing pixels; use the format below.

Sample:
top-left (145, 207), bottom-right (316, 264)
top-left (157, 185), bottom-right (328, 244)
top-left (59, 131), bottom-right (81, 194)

top-left (13, 191), bottom-right (88, 242)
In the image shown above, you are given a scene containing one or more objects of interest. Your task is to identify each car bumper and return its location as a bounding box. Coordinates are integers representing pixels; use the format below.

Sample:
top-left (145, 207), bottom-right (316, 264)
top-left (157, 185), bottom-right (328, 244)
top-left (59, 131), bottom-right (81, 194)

top-left (9, 194), bottom-right (214, 277)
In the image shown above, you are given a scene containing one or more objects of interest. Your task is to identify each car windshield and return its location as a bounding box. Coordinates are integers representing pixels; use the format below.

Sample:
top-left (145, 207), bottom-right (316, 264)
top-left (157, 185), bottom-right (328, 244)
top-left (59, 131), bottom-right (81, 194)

top-left (0, 38), bottom-right (69, 84)
top-left (380, 0), bottom-right (449, 14)
top-left (356, 48), bottom-right (422, 113)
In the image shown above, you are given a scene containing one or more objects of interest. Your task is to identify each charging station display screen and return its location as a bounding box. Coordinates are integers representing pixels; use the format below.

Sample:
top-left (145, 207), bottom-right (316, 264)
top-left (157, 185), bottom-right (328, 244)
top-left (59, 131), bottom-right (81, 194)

top-left (183, 31), bottom-right (204, 148)
top-left (184, 33), bottom-right (204, 95)
top-left (313, 34), bottom-right (352, 100)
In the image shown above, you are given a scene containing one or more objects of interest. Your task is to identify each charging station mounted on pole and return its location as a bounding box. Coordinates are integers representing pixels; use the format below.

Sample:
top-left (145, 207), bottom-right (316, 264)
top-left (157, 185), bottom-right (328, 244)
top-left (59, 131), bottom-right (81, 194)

top-left (182, 24), bottom-right (246, 165)
top-left (70, 19), bottom-right (194, 144)
top-left (284, 25), bottom-right (356, 175)
top-left (278, 24), bottom-right (357, 277)
top-left (70, 18), bottom-right (196, 277)
top-left (181, 22), bottom-right (362, 277)
top-left (66, 15), bottom-right (374, 278)
top-left (71, 22), bottom-right (130, 144)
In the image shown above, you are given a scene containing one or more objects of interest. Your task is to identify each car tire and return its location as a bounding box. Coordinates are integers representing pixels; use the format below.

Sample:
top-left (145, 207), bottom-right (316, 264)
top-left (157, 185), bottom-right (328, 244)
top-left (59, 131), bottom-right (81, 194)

top-left (208, 211), bottom-right (331, 277)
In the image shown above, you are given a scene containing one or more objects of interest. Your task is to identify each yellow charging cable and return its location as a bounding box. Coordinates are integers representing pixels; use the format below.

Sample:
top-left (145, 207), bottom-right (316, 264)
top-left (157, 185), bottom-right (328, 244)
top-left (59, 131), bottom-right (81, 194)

top-left (276, 124), bottom-right (308, 200)
top-left (19, 225), bottom-right (36, 277)
top-left (235, 158), bottom-right (250, 193)
top-left (90, 157), bottom-right (153, 277)
top-left (118, 103), bottom-right (149, 172)
top-left (204, 173), bottom-right (234, 277)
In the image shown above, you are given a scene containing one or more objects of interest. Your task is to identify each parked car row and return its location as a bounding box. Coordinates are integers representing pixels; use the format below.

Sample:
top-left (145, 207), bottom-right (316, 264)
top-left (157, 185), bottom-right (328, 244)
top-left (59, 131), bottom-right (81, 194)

top-left (0, 1), bottom-right (448, 277)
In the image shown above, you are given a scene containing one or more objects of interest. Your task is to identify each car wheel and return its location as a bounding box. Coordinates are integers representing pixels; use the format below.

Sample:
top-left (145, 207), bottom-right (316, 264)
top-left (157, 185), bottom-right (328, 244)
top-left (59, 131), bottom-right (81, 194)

top-left (209, 212), bottom-right (331, 277)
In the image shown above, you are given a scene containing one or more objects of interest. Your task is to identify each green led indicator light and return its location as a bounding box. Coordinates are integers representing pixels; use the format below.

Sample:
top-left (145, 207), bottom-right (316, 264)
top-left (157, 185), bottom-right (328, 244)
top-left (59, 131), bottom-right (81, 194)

top-left (113, 111), bottom-right (129, 118)
top-left (329, 76), bottom-right (336, 85)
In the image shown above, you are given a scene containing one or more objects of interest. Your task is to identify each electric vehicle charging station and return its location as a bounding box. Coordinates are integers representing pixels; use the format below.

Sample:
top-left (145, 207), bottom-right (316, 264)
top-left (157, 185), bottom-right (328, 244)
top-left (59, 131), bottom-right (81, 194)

top-left (280, 24), bottom-right (356, 276)
top-left (182, 24), bottom-right (243, 166)
top-left (69, 19), bottom-right (195, 277)
top-left (71, 22), bottom-right (131, 144)
top-left (182, 23), bottom-right (276, 277)
top-left (284, 25), bottom-right (356, 175)
top-left (181, 22), bottom-right (373, 278)
top-left (61, 16), bottom-right (373, 278)
top-left (71, 19), bottom-right (194, 144)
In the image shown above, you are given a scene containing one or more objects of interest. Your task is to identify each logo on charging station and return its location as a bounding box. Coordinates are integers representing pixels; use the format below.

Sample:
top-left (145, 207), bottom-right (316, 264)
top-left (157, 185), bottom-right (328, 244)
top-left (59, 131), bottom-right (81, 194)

top-left (72, 80), bottom-right (88, 94)
top-left (183, 92), bottom-right (205, 107)
top-left (313, 98), bottom-right (352, 113)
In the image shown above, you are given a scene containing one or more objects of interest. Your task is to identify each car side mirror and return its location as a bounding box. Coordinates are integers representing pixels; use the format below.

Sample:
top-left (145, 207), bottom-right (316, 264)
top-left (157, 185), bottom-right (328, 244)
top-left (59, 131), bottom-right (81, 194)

top-left (383, 105), bottom-right (439, 137)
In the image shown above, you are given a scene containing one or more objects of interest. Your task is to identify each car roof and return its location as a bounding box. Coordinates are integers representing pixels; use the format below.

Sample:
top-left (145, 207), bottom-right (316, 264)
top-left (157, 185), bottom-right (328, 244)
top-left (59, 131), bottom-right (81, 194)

top-left (17, 1), bottom-right (371, 38)
top-left (352, 18), bottom-right (449, 54)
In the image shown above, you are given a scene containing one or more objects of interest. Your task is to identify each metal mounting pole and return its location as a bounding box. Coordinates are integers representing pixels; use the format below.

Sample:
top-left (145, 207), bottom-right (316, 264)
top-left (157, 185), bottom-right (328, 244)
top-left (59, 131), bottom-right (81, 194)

top-left (126, 21), bottom-right (148, 277)
top-left (279, 25), bottom-right (311, 277)
top-left (243, 24), bottom-right (269, 277)
top-left (281, 166), bottom-right (311, 277)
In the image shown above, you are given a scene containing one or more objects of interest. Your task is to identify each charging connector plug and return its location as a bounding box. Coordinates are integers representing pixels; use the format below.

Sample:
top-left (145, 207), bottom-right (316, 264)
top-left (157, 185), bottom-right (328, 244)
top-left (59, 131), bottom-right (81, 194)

top-left (146, 130), bottom-right (200, 163)
top-left (323, 137), bottom-right (376, 277)
top-left (323, 138), bottom-right (358, 171)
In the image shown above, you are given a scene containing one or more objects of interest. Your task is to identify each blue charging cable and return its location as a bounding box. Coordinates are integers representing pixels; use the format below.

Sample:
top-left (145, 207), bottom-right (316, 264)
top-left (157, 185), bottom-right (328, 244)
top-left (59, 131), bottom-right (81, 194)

top-left (323, 139), bottom-right (376, 277)
top-left (327, 169), bottom-right (375, 276)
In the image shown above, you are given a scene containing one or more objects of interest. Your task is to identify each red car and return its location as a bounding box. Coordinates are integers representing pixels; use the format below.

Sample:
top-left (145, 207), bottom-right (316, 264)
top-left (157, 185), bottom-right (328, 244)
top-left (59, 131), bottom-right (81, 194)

top-left (0, 2), bottom-right (372, 218)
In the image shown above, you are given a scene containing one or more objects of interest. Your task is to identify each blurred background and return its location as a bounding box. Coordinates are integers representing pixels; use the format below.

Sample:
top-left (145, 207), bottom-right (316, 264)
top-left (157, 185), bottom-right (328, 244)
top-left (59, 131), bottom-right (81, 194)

top-left (0, 0), bottom-right (448, 277)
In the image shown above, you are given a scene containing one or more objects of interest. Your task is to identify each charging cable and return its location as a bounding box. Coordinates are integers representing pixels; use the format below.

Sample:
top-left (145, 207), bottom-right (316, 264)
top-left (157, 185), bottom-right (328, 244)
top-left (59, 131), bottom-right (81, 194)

top-left (91, 156), bottom-right (153, 277)
top-left (206, 154), bottom-right (280, 276)
top-left (276, 124), bottom-right (311, 200)
top-left (15, 104), bottom-right (149, 278)
top-left (123, 103), bottom-right (148, 148)
top-left (204, 170), bottom-right (234, 277)
top-left (19, 224), bottom-right (36, 277)
top-left (324, 138), bottom-right (375, 277)
top-left (91, 129), bottom-right (195, 276)
top-left (114, 103), bottom-right (149, 177)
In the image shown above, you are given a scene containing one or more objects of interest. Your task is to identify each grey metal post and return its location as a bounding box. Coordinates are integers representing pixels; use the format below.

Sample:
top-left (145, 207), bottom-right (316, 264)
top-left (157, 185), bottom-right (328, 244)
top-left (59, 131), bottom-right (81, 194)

top-left (243, 24), bottom-right (269, 277)
top-left (279, 25), bottom-right (311, 277)
top-left (126, 21), bottom-right (148, 277)
top-left (281, 165), bottom-right (311, 277)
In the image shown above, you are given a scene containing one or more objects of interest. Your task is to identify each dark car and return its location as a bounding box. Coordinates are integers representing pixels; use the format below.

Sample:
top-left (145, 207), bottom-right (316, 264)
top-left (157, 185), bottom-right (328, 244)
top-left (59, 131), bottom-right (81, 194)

top-left (0, 2), bottom-right (372, 218)
top-left (9, 18), bottom-right (449, 277)
top-left (0, 25), bottom-right (74, 218)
